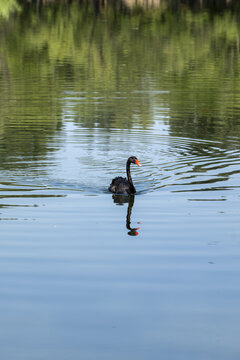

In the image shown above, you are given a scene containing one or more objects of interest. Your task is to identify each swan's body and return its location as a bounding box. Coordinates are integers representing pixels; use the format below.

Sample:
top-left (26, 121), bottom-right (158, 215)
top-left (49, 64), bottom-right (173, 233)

top-left (109, 176), bottom-right (132, 194)
top-left (108, 156), bottom-right (141, 194)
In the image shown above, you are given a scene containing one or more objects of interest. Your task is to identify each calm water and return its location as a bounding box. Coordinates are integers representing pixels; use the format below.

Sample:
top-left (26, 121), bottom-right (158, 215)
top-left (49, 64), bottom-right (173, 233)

top-left (1, 2), bottom-right (240, 359)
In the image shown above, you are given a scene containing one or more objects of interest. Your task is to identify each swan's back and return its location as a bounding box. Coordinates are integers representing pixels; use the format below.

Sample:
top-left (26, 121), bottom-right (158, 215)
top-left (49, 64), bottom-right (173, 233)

top-left (108, 177), bottom-right (133, 194)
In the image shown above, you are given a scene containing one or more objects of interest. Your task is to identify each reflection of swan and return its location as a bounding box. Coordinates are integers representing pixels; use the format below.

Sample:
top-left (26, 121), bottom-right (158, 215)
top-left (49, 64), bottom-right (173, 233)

top-left (109, 156), bottom-right (141, 194)
top-left (112, 194), bottom-right (140, 236)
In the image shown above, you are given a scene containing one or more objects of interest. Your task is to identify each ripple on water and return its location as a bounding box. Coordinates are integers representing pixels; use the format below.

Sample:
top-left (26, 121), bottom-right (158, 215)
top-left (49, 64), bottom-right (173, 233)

top-left (0, 126), bottom-right (240, 201)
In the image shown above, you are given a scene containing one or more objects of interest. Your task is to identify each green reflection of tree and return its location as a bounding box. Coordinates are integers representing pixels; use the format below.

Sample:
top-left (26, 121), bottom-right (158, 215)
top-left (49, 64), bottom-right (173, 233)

top-left (0, 0), bottom-right (20, 19)
top-left (0, 0), bottom-right (240, 170)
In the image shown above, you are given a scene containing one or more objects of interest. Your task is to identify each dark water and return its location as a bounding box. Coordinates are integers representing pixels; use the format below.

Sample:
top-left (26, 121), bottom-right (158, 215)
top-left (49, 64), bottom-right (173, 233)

top-left (1, 2), bottom-right (240, 359)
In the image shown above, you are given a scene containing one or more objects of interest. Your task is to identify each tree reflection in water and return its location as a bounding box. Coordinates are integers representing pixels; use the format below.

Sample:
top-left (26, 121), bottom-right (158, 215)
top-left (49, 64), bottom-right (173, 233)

top-left (112, 195), bottom-right (140, 236)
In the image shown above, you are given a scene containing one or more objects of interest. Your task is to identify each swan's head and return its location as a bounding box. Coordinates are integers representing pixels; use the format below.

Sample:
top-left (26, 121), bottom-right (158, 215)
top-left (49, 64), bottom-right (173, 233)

top-left (128, 156), bottom-right (142, 166)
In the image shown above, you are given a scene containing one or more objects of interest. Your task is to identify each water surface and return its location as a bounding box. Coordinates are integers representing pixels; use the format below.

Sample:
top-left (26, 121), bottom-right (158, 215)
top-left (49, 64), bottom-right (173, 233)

top-left (0, 2), bottom-right (240, 359)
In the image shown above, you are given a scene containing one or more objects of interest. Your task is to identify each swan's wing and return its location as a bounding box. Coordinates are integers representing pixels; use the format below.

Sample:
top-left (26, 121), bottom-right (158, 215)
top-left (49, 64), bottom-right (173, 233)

top-left (110, 176), bottom-right (126, 185)
top-left (109, 177), bottom-right (128, 193)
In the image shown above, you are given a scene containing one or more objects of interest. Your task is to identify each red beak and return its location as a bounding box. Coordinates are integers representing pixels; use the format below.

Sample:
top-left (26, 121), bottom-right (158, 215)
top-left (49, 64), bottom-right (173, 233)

top-left (135, 159), bottom-right (142, 166)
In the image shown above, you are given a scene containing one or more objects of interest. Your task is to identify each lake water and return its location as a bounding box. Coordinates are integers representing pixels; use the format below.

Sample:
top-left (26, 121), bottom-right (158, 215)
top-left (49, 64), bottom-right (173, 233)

top-left (1, 2), bottom-right (240, 359)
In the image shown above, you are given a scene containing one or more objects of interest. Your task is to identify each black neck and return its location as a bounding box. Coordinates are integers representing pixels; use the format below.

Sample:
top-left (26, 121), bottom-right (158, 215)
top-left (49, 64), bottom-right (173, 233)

top-left (126, 159), bottom-right (136, 193)
top-left (126, 195), bottom-right (135, 230)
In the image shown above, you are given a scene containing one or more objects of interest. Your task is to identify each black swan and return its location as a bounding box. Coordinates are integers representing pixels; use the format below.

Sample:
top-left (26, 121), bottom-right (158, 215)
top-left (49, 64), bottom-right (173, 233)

top-left (108, 156), bottom-right (142, 194)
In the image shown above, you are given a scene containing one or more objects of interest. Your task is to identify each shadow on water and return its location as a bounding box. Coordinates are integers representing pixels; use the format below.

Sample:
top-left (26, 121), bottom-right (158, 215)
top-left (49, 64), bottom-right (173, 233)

top-left (112, 194), bottom-right (140, 236)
